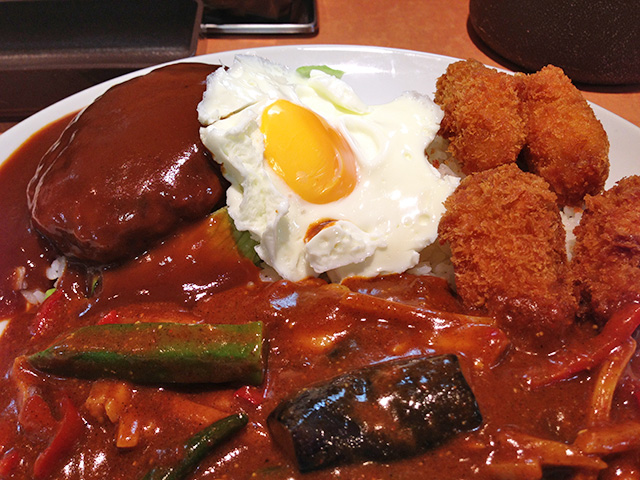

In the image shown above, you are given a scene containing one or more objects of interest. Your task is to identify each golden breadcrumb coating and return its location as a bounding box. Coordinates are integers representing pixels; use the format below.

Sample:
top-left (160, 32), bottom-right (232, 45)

top-left (516, 65), bottom-right (610, 206)
top-left (438, 164), bottom-right (577, 334)
top-left (571, 175), bottom-right (640, 323)
top-left (434, 59), bottom-right (526, 175)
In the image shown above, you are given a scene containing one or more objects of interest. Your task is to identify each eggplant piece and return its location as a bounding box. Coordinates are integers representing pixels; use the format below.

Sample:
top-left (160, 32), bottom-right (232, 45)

top-left (267, 354), bottom-right (482, 472)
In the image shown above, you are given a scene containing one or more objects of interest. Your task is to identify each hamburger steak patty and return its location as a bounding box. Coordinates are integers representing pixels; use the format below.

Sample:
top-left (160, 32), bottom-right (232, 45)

top-left (27, 63), bottom-right (225, 264)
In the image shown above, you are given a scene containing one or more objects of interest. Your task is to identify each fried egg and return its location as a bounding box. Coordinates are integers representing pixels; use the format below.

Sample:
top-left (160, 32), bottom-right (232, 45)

top-left (198, 55), bottom-right (459, 282)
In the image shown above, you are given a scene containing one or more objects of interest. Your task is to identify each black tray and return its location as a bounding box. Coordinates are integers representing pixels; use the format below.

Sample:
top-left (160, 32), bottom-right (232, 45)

top-left (201, 0), bottom-right (317, 35)
top-left (0, 0), bottom-right (203, 120)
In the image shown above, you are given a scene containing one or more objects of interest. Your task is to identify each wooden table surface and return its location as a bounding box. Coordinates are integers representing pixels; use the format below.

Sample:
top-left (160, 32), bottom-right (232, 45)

top-left (2, 0), bottom-right (639, 135)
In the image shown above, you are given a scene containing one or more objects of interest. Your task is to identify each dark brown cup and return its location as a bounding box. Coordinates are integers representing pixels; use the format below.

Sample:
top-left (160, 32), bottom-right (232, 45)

top-left (469, 0), bottom-right (640, 85)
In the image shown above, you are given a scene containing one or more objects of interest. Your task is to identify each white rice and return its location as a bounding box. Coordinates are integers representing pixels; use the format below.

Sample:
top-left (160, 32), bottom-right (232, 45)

top-left (426, 135), bottom-right (465, 178)
top-left (408, 240), bottom-right (456, 288)
top-left (20, 288), bottom-right (47, 306)
top-left (18, 255), bottom-right (68, 309)
top-left (46, 256), bottom-right (67, 280)
top-left (560, 206), bottom-right (583, 260)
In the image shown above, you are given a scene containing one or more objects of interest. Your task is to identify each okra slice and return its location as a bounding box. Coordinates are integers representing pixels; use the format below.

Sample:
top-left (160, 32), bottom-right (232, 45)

top-left (28, 322), bottom-right (264, 385)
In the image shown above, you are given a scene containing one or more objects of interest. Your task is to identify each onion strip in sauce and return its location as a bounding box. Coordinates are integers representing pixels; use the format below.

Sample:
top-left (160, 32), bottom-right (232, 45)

top-left (502, 431), bottom-right (606, 470)
top-left (340, 291), bottom-right (496, 326)
top-left (487, 430), bottom-right (606, 476)
top-left (587, 338), bottom-right (637, 425)
top-left (573, 421), bottom-right (640, 456)
top-left (340, 292), bottom-right (509, 367)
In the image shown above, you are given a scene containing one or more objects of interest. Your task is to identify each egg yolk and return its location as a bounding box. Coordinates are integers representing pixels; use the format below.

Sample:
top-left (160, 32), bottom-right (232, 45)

top-left (260, 99), bottom-right (357, 204)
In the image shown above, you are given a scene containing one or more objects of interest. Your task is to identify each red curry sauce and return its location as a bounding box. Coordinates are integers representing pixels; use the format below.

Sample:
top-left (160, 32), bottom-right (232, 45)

top-left (0, 102), bottom-right (639, 480)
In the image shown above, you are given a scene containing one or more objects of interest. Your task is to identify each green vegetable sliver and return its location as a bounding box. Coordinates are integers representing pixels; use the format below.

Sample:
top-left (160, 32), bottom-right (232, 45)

top-left (296, 65), bottom-right (345, 79)
top-left (142, 413), bottom-right (248, 480)
top-left (28, 322), bottom-right (264, 385)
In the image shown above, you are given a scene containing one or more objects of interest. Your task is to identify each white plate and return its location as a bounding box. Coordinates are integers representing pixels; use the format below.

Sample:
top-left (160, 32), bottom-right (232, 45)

top-left (2, 44), bottom-right (639, 187)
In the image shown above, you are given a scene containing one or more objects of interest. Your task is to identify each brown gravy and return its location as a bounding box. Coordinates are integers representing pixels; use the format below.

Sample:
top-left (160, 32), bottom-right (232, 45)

top-left (0, 70), bottom-right (638, 480)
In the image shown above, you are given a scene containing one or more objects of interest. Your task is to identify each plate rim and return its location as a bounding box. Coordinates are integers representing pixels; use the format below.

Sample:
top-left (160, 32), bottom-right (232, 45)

top-left (1, 43), bottom-right (639, 187)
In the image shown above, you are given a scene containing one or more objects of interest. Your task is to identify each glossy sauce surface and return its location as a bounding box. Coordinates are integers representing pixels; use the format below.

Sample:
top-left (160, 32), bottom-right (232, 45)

top-left (0, 115), bottom-right (70, 317)
top-left (0, 69), bottom-right (639, 480)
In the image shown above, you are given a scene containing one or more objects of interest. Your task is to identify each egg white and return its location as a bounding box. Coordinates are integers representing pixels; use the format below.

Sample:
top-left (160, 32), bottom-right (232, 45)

top-left (198, 55), bottom-right (459, 282)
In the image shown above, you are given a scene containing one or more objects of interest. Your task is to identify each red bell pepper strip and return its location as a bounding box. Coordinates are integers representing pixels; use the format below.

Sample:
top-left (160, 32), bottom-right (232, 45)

top-left (0, 449), bottom-right (21, 477)
top-left (234, 385), bottom-right (265, 407)
top-left (526, 303), bottom-right (640, 389)
top-left (33, 396), bottom-right (85, 479)
top-left (97, 309), bottom-right (120, 325)
top-left (18, 394), bottom-right (57, 436)
top-left (29, 290), bottom-right (64, 337)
